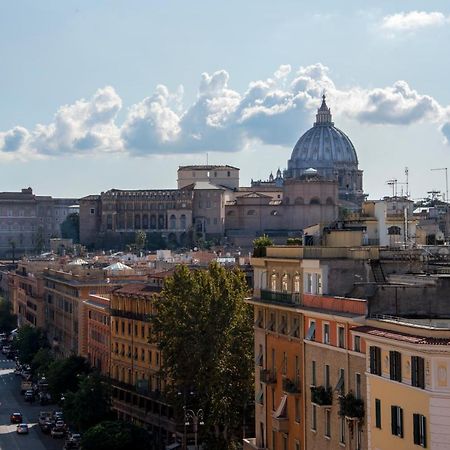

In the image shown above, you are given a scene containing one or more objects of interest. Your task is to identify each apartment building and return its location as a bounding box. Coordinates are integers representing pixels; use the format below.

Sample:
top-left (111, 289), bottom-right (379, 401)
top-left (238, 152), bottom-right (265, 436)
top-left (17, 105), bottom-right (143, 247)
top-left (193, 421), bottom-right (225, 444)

top-left (354, 317), bottom-right (450, 450)
top-left (110, 283), bottom-right (177, 445)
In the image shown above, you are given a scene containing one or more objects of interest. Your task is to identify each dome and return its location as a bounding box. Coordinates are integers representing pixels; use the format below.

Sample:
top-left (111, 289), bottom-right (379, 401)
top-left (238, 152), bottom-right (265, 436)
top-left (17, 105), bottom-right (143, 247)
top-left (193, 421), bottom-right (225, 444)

top-left (286, 95), bottom-right (358, 178)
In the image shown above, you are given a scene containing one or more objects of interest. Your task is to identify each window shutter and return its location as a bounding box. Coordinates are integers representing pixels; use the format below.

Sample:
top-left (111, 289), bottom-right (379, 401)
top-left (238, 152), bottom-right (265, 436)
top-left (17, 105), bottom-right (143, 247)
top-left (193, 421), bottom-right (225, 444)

top-left (422, 416), bottom-right (427, 448)
top-left (391, 406), bottom-right (396, 435)
top-left (413, 413), bottom-right (420, 444)
top-left (419, 357), bottom-right (425, 389)
top-left (375, 399), bottom-right (381, 428)
top-left (397, 352), bottom-right (402, 381)
top-left (370, 347), bottom-right (375, 373)
top-left (389, 351), bottom-right (395, 379)
top-left (399, 408), bottom-right (404, 438)
top-left (376, 347), bottom-right (381, 375)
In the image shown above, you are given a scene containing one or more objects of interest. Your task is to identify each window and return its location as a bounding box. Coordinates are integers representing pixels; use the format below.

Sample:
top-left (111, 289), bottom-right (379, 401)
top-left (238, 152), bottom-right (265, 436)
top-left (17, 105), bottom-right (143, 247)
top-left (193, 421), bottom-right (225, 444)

top-left (311, 404), bottom-right (317, 431)
top-left (391, 405), bottom-right (404, 437)
top-left (413, 414), bottom-right (427, 447)
top-left (256, 344), bottom-right (263, 366)
top-left (370, 346), bottom-right (382, 375)
top-left (281, 274), bottom-right (288, 292)
top-left (256, 386), bottom-right (264, 404)
top-left (295, 397), bottom-right (300, 422)
top-left (355, 373), bottom-right (361, 399)
top-left (282, 352), bottom-right (287, 375)
top-left (325, 409), bottom-right (331, 437)
top-left (411, 356), bottom-right (425, 389)
top-left (324, 364), bottom-right (330, 389)
top-left (306, 320), bottom-right (316, 341)
top-left (305, 273), bottom-right (313, 293)
top-left (354, 335), bottom-right (361, 352)
top-left (339, 417), bottom-right (345, 444)
top-left (90, 208), bottom-right (95, 214)
top-left (375, 399), bottom-right (382, 429)
top-left (294, 274), bottom-right (300, 293)
top-left (291, 317), bottom-right (300, 338)
top-left (271, 274), bottom-right (277, 291)
top-left (268, 312), bottom-right (276, 331)
top-left (338, 326), bottom-right (345, 348)
top-left (295, 441), bottom-right (300, 450)
top-left (316, 274), bottom-right (322, 294)
top-left (390, 351), bottom-right (402, 382)
top-left (278, 315), bottom-right (287, 334)
top-left (323, 323), bottom-right (330, 344)
top-left (312, 361), bottom-right (317, 386)
top-left (256, 310), bottom-right (264, 328)
top-left (335, 368), bottom-right (345, 396)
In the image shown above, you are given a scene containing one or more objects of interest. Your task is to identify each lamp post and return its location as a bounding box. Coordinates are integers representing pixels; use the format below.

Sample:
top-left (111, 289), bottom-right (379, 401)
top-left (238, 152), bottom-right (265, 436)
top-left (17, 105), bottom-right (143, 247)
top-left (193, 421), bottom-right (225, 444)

top-left (184, 406), bottom-right (204, 450)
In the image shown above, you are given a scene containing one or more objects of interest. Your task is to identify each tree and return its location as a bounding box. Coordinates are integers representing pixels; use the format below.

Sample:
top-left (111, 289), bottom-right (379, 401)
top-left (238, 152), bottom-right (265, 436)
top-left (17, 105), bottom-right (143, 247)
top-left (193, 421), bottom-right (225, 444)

top-left (60, 213), bottom-right (80, 243)
top-left (13, 325), bottom-right (48, 365)
top-left (0, 297), bottom-right (17, 333)
top-left (64, 373), bottom-right (113, 431)
top-left (134, 230), bottom-right (147, 253)
top-left (81, 421), bottom-right (150, 450)
top-left (152, 263), bottom-right (254, 449)
top-left (34, 226), bottom-right (46, 254)
top-left (31, 348), bottom-right (54, 376)
top-left (46, 355), bottom-right (90, 400)
top-left (252, 234), bottom-right (273, 257)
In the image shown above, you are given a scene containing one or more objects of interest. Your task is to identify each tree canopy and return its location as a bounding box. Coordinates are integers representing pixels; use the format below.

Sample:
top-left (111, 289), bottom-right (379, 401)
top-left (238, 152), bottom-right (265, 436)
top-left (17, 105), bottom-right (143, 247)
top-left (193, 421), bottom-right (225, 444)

top-left (13, 325), bottom-right (48, 364)
top-left (81, 421), bottom-right (150, 450)
top-left (60, 212), bottom-right (80, 243)
top-left (46, 355), bottom-right (90, 400)
top-left (0, 298), bottom-right (17, 333)
top-left (64, 373), bottom-right (113, 431)
top-left (152, 262), bottom-right (254, 449)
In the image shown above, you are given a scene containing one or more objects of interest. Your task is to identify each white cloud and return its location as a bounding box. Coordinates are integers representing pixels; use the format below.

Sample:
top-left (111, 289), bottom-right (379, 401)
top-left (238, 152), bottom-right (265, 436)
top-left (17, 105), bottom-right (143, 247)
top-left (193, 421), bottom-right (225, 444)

top-left (1, 64), bottom-right (450, 160)
top-left (380, 11), bottom-right (448, 33)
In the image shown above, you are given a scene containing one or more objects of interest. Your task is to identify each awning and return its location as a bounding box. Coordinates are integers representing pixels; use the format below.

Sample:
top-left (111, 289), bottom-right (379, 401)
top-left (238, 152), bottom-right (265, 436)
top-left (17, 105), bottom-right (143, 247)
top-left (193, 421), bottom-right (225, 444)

top-left (273, 394), bottom-right (287, 419)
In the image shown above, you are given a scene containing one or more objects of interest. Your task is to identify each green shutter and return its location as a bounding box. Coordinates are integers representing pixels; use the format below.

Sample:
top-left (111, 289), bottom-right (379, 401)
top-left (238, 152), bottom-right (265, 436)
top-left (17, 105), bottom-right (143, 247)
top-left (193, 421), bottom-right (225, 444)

top-left (419, 357), bottom-right (425, 389)
top-left (399, 408), bottom-right (404, 438)
top-left (391, 405), bottom-right (396, 435)
top-left (375, 399), bottom-right (381, 428)
top-left (422, 415), bottom-right (427, 448)
top-left (413, 413), bottom-right (420, 444)
top-left (389, 351), bottom-right (395, 380)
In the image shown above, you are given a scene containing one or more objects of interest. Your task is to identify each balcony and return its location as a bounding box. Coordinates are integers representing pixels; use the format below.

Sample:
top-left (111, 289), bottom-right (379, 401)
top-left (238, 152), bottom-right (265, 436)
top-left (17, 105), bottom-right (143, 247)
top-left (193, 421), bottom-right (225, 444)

top-left (339, 392), bottom-right (365, 421)
top-left (260, 368), bottom-right (277, 384)
top-left (260, 289), bottom-right (300, 305)
top-left (271, 415), bottom-right (289, 432)
top-left (282, 377), bottom-right (300, 395)
top-left (311, 386), bottom-right (332, 407)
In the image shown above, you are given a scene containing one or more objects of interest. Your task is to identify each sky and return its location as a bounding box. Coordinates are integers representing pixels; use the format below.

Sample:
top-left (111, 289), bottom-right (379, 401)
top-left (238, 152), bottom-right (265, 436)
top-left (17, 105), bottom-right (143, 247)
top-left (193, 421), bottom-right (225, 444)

top-left (1, 0), bottom-right (450, 201)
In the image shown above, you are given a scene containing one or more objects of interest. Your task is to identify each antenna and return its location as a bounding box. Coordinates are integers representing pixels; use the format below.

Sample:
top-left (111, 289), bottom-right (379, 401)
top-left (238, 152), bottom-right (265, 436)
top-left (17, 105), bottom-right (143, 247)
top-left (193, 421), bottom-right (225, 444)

top-left (386, 179), bottom-right (397, 197)
top-left (404, 167), bottom-right (409, 198)
top-left (430, 168), bottom-right (448, 203)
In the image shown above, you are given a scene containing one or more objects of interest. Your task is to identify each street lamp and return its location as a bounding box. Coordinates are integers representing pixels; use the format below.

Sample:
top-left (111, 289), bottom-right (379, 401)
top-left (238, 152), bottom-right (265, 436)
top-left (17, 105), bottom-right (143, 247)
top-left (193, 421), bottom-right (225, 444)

top-left (184, 406), bottom-right (204, 450)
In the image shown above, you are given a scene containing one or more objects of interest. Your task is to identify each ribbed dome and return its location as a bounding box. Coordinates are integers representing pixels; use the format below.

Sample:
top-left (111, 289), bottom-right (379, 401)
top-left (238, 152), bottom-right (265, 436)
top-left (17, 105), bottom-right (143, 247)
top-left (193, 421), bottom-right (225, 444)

top-left (287, 96), bottom-right (358, 177)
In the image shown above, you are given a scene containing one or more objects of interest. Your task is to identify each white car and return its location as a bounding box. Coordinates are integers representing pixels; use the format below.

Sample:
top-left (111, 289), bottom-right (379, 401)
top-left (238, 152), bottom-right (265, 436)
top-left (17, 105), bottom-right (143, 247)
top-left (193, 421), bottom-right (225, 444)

top-left (16, 423), bottom-right (29, 434)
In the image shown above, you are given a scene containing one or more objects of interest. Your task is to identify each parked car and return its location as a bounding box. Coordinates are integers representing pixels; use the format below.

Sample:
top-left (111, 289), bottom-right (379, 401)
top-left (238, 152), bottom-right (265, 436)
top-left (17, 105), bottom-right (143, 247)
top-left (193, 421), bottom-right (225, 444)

top-left (24, 390), bottom-right (34, 402)
top-left (51, 426), bottom-right (65, 439)
top-left (10, 412), bottom-right (23, 424)
top-left (16, 423), bottom-right (29, 435)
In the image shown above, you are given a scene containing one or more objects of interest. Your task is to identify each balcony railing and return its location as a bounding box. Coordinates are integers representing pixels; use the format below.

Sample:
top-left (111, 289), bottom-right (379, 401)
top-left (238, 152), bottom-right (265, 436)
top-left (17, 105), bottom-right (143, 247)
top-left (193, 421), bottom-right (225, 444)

top-left (110, 309), bottom-right (152, 322)
top-left (260, 368), bottom-right (277, 384)
top-left (260, 289), bottom-right (300, 305)
top-left (282, 377), bottom-right (300, 395)
top-left (311, 386), bottom-right (332, 406)
top-left (339, 392), bottom-right (365, 420)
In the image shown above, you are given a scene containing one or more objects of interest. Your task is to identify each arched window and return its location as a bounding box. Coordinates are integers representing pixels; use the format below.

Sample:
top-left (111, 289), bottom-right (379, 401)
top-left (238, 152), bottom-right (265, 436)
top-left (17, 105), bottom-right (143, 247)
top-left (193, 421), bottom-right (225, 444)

top-left (169, 214), bottom-right (176, 229)
top-left (294, 274), bottom-right (301, 293)
top-left (271, 273), bottom-right (277, 291)
top-left (388, 226), bottom-right (401, 235)
top-left (180, 214), bottom-right (187, 229)
top-left (142, 214), bottom-right (149, 229)
top-left (282, 274), bottom-right (288, 292)
top-left (247, 210), bottom-right (256, 215)
top-left (134, 214), bottom-right (141, 229)
top-left (310, 197), bottom-right (320, 205)
top-left (294, 197), bottom-right (304, 205)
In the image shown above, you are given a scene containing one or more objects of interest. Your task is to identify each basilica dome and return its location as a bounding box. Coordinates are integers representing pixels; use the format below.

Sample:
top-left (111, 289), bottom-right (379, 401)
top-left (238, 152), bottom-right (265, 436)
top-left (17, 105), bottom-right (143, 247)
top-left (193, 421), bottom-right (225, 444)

top-left (284, 96), bottom-right (364, 206)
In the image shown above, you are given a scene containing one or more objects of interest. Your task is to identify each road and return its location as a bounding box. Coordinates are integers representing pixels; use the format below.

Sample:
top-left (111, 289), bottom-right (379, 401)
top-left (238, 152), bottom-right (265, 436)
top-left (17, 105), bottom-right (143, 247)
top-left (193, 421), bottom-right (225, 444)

top-left (0, 359), bottom-right (64, 450)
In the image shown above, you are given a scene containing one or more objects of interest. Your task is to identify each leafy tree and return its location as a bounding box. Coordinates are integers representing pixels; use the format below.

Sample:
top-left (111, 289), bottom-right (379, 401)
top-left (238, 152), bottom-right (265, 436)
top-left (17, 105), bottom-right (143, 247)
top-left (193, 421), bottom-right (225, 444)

top-left (60, 212), bottom-right (80, 243)
top-left (31, 348), bottom-right (54, 376)
top-left (0, 298), bottom-right (17, 333)
top-left (152, 263), bottom-right (254, 449)
top-left (64, 373), bottom-right (113, 431)
top-left (46, 355), bottom-right (90, 400)
top-left (81, 421), bottom-right (150, 450)
top-left (134, 230), bottom-right (147, 253)
top-left (34, 226), bottom-right (46, 254)
top-left (13, 325), bottom-right (48, 365)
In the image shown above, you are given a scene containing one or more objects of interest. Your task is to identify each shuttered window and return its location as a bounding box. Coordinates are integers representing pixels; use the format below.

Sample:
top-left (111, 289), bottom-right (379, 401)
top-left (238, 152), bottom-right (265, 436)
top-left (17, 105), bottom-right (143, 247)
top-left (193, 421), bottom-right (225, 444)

top-left (375, 399), bottom-right (381, 429)
top-left (391, 405), bottom-right (403, 437)
top-left (413, 413), bottom-right (427, 447)
top-left (370, 346), bottom-right (382, 375)
top-left (411, 356), bottom-right (425, 389)
top-left (389, 351), bottom-right (402, 382)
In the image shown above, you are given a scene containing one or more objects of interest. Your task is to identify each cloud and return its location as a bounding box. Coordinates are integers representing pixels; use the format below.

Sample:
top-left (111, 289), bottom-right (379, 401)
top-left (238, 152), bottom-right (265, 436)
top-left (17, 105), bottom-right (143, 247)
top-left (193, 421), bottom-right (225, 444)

top-left (1, 64), bottom-right (450, 159)
top-left (380, 11), bottom-right (448, 33)
top-left (441, 122), bottom-right (450, 145)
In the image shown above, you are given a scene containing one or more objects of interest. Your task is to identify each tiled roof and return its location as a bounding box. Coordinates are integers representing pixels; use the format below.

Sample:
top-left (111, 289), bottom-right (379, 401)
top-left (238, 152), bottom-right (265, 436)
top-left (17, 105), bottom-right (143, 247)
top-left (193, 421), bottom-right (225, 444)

top-left (352, 325), bottom-right (450, 346)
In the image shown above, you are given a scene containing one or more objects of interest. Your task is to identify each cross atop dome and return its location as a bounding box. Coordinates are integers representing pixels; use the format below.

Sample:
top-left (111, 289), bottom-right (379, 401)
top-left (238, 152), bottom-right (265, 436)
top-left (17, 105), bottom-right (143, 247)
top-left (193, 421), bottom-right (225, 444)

top-left (314, 93), bottom-right (333, 126)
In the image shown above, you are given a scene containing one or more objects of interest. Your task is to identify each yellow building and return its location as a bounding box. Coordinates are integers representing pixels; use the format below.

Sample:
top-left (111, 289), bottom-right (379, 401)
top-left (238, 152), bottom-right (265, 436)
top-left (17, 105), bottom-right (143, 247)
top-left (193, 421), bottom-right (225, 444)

top-left (110, 283), bottom-right (177, 446)
top-left (354, 317), bottom-right (450, 450)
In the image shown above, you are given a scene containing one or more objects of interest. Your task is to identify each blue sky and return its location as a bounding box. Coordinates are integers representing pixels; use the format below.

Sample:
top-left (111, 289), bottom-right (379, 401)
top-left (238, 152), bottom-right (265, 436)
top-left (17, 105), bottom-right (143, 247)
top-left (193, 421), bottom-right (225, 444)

top-left (1, 1), bottom-right (450, 200)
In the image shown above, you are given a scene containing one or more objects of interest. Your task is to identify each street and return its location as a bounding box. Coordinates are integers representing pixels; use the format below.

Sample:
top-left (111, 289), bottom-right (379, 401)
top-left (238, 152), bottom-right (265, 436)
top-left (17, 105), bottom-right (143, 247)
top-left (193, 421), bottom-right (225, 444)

top-left (0, 359), bottom-right (63, 450)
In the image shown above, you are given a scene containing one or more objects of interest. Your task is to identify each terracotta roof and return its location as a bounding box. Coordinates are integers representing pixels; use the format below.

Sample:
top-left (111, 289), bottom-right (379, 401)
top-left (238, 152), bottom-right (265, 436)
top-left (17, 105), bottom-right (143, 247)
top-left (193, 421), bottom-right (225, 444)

top-left (352, 325), bottom-right (450, 346)
top-left (114, 283), bottom-right (161, 296)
